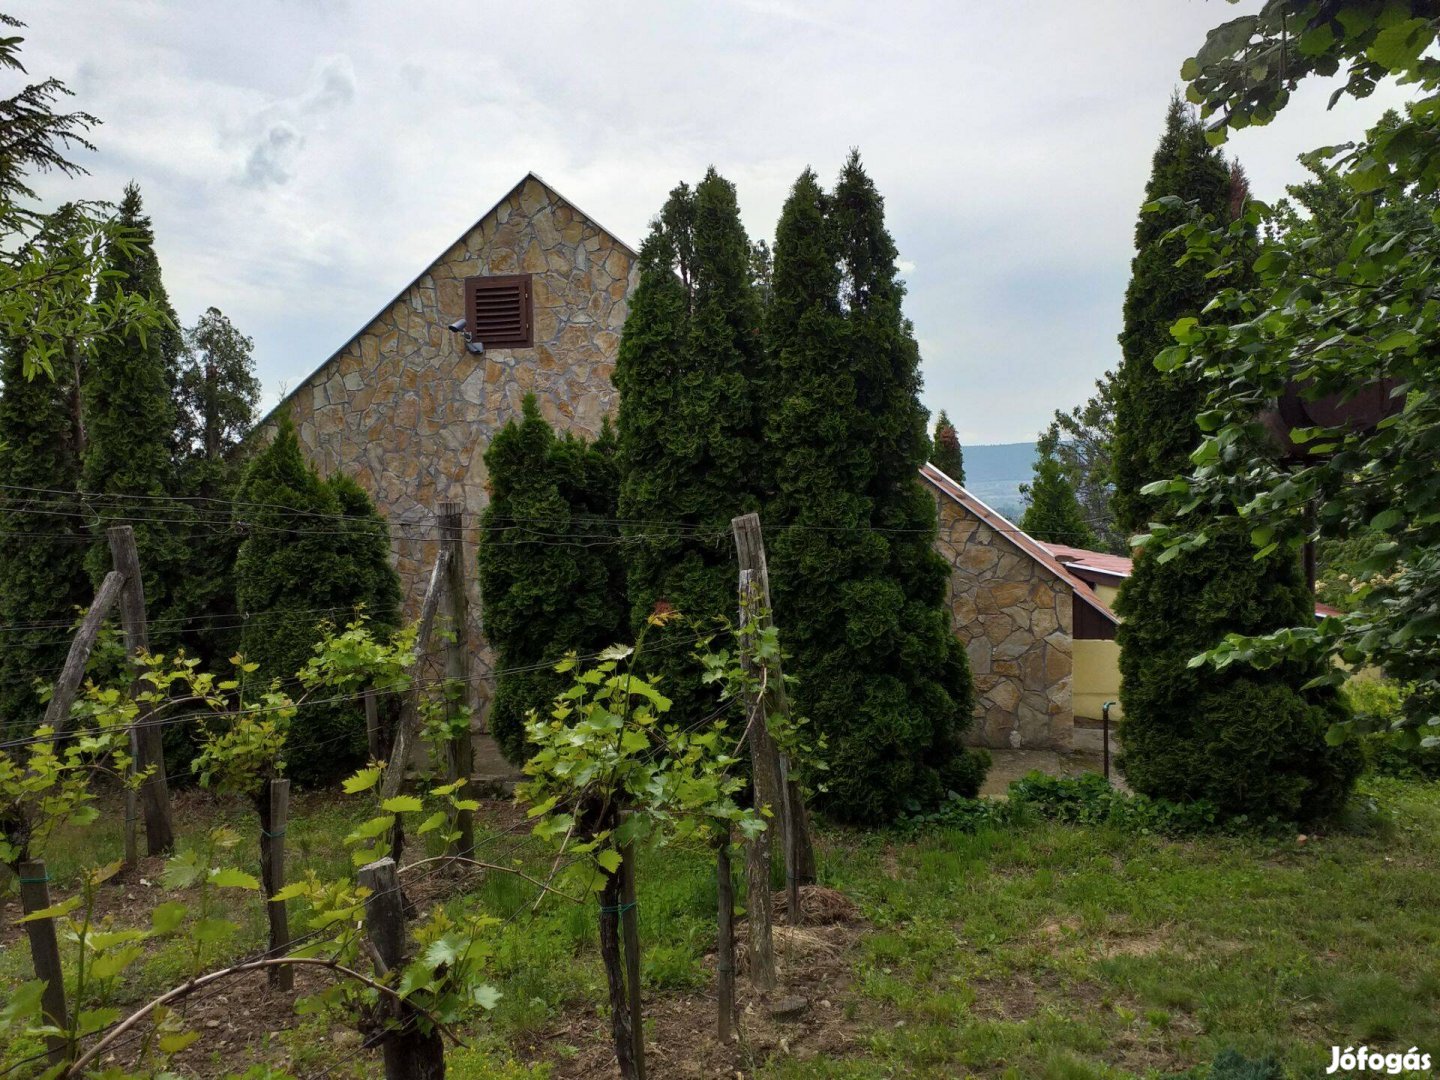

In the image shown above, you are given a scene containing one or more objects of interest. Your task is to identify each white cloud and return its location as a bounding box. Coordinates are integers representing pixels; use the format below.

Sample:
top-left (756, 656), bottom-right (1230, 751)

top-left (14, 2), bottom-right (1416, 441)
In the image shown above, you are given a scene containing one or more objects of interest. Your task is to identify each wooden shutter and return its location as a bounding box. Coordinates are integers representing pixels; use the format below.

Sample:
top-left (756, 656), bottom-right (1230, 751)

top-left (463, 274), bottom-right (533, 349)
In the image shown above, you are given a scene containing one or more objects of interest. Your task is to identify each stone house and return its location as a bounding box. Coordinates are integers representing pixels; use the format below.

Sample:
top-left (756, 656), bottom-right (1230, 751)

top-left (266, 173), bottom-right (638, 705)
top-left (923, 464), bottom-right (1120, 751)
top-left (275, 173), bottom-right (1126, 754)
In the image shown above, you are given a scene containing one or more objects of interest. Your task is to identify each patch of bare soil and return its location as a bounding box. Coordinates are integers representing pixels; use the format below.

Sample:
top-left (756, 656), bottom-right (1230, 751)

top-left (518, 885), bottom-right (880, 1080)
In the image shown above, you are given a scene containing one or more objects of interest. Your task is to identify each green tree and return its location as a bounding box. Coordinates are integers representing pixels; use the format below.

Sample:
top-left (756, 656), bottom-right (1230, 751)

top-left (80, 184), bottom-right (185, 641)
top-left (1153, 2), bottom-right (1440, 746)
top-left (234, 416), bottom-right (401, 787)
top-left (765, 157), bottom-right (981, 824)
top-left (1044, 373), bottom-right (1124, 553)
top-left (0, 330), bottom-right (88, 737)
top-left (170, 307), bottom-right (261, 665)
top-left (615, 169), bottom-right (765, 724)
top-left (0, 18), bottom-right (164, 380)
top-left (1021, 430), bottom-right (1097, 548)
top-left (478, 396), bottom-right (627, 764)
top-left (930, 409), bottom-right (965, 483)
top-left (1111, 98), bottom-right (1359, 820)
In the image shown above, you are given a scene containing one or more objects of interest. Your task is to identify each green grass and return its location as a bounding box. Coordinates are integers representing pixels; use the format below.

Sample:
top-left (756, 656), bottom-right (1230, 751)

top-left (4, 777), bottom-right (1440, 1078)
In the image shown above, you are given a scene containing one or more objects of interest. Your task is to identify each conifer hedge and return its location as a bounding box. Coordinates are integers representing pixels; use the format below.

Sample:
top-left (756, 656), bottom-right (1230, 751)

top-left (478, 395), bottom-right (626, 764)
top-left (81, 184), bottom-right (187, 650)
top-left (765, 157), bottom-right (982, 824)
top-left (615, 170), bottom-right (765, 725)
top-left (1112, 99), bottom-right (1360, 820)
top-left (0, 337), bottom-right (89, 737)
top-left (234, 416), bottom-right (401, 787)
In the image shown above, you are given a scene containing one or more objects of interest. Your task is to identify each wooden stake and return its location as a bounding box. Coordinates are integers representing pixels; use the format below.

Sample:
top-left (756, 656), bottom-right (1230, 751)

top-left (107, 525), bottom-right (174, 856)
top-left (439, 501), bottom-right (474, 858)
top-left (731, 512), bottom-right (817, 904)
top-left (380, 546), bottom-right (450, 864)
top-left (360, 856), bottom-right (444, 1080)
top-left (599, 859), bottom-right (638, 1080)
top-left (738, 570), bottom-right (777, 991)
top-left (715, 831), bottom-right (736, 1044)
top-left (620, 823), bottom-right (646, 1079)
top-left (365, 692), bottom-right (382, 761)
top-left (18, 859), bottom-right (67, 1064)
top-left (43, 570), bottom-right (124, 731)
top-left (262, 778), bottom-right (292, 990)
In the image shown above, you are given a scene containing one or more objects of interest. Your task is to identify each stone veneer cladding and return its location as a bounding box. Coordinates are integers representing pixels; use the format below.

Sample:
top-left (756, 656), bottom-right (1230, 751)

top-left (932, 489), bottom-right (1074, 750)
top-left (276, 173), bottom-right (1075, 749)
top-left (270, 175), bottom-right (639, 686)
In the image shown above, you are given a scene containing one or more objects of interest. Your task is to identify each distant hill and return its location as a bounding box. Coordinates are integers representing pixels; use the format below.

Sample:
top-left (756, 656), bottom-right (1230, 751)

top-left (941, 441), bottom-right (1036, 520)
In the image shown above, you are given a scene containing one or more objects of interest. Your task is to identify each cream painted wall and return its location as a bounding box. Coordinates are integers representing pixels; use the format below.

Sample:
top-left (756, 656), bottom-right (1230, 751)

top-left (1073, 638), bottom-right (1122, 721)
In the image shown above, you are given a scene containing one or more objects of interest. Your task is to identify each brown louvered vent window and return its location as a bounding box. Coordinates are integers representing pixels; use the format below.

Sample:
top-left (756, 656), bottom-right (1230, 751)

top-left (463, 273), bottom-right (534, 349)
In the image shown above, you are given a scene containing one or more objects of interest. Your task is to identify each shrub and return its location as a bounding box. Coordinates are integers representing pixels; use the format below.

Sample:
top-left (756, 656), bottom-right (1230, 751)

top-left (1007, 771), bottom-right (1221, 834)
top-left (234, 416), bottom-right (401, 787)
top-left (1346, 675), bottom-right (1440, 780)
top-left (478, 396), bottom-right (626, 764)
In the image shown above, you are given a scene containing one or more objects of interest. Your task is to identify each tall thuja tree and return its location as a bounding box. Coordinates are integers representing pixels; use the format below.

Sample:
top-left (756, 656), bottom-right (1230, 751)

top-left (234, 416), bottom-right (401, 787)
top-left (1022, 430), bottom-right (1097, 548)
top-left (479, 396), bottom-right (627, 763)
top-left (171, 307), bottom-right (261, 665)
top-left (81, 183), bottom-right (186, 646)
top-left (616, 169), bottom-right (765, 723)
top-left (1112, 99), bottom-right (1360, 820)
top-left (770, 153), bottom-right (979, 823)
top-left (930, 409), bottom-right (965, 483)
top-left (0, 334), bottom-right (88, 737)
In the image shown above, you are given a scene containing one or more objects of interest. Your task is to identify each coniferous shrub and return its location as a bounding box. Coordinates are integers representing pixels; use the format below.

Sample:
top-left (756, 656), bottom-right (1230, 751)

top-left (0, 336), bottom-right (89, 737)
top-left (234, 415), bottom-right (400, 787)
top-left (765, 157), bottom-right (981, 824)
top-left (478, 395), bottom-right (626, 763)
top-left (1021, 430), bottom-right (1096, 548)
top-left (170, 307), bottom-right (261, 668)
top-left (1112, 99), bottom-right (1360, 820)
top-left (930, 410), bottom-right (965, 483)
top-left (81, 184), bottom-right (187, 650)
top-left (615, 171), bottom-right (765, 726)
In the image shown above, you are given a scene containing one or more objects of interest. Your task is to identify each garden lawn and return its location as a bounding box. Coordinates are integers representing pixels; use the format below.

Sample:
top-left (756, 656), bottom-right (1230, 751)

top-left (3, 777), bottom-right (1438, 1078)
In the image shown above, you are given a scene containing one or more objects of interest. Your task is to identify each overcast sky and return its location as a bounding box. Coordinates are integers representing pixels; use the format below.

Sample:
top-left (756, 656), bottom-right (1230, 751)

top-left (17, 1), bottom-right (1409, 445)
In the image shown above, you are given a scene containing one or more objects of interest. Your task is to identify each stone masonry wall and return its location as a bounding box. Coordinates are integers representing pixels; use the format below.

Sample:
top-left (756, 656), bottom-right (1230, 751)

top-left (932, 489), bottom-right (1074, 750)
top-left (274, 175), bottom-right (639, 664)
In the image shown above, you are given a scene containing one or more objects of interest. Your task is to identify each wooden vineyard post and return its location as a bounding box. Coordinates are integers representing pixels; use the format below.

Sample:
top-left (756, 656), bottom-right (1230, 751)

top-left (360, 856), bottom-right (444, 1080)
top-left (620, 825), bottom-right (646, 1079)
top-left (731, 512), bottom-right (815, 918)
top-left (379, 545), bottom-right (450, 863)
top-left (365, 693), bottom-right (382, 761)
top-left (715, 830), bottom-right (736, 1043)
top-left (598, 814), bottom-right (644, 1080)
top-left (18, 859), bottom-right (68, 1064)
top-left (738, 569), bottom-right (777, 991)
top-left (108, 525), bottom-right (175, 856)
top-left (43, 570), bottom-right (124, 731)
top-left (262, 778), bottom-right (292, 990)
top-left (438, 501), bottom-right (474, 858)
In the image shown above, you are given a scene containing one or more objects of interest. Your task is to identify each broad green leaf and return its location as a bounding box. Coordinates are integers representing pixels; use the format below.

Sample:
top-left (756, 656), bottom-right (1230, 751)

top-left (16, 895), bottom-right (82, 923)
top-left (209, 868), bottom-right (260, 890)
top-left (416, 811), bottom-right (448, 835)
top-left (343, 767), bottom-right (382, 794)
top-left (595, 848), bottom-right (623, 874)
top-left (158, 1030), bottom-right (201, 1054)
top-left (151, 901), bottom-right (188, 935)
top-left (382, 795), bottom-right (424, 814)
top-left (90, 946), bottom-right (145, 981)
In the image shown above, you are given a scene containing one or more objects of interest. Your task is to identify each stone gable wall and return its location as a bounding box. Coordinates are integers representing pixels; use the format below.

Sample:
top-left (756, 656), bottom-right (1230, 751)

top-left (932, 490), bottom-right (1074, 750)
top-left (275, 176), bottom-right (639, 640)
